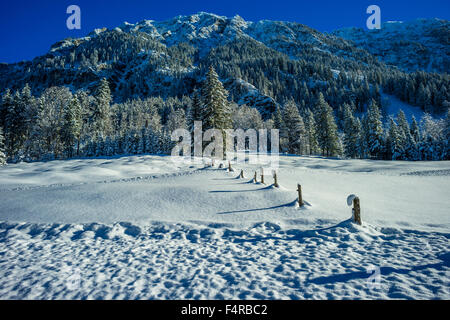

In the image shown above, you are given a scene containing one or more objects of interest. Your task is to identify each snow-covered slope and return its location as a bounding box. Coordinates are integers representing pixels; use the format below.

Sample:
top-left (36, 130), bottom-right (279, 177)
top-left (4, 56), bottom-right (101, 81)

top-left (382, 93), bottom-right (426, 122)
top-left (64, 12), bottom-right (356, 60)
top-left (333, 19), bottom-right (450, 73)
top-left (224, 78), bottom-right (278, 119)
top-left (0, 154), bottom-right (449, 299)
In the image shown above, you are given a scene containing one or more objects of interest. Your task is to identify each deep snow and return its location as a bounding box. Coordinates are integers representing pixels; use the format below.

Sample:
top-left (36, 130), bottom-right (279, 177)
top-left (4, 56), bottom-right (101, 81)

top-left (0, 155), bottom-right (449, 299)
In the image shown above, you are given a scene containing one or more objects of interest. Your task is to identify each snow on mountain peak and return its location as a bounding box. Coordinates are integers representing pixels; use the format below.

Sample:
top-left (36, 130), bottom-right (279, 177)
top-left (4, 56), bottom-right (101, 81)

top-left (333, 18), bottom-right (449, 73)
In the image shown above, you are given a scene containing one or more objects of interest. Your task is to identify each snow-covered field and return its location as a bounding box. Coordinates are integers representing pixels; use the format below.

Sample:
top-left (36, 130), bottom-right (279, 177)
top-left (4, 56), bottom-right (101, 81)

top-left (0, 155), bottom-right (449, 299)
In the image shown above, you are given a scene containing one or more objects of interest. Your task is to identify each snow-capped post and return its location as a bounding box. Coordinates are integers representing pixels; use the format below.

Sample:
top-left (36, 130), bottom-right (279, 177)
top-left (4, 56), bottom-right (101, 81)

top-left (219, 163), bottom-right (224, 169)
top-left (273, 170), bottom-right (279, 188)
top-left (347, 194), bottom-right (361, 225)
top-left (228, 161), bottom-right (232, 172)
top-left (260, 168), bottom-right (265, 184)
top-left (297, 184), bottom-right (303, 207)
top-left (253, 171), bottom-right (257, 183)
top-left (353, 197), bottom-right (361, 225)
top-left (240, 169), bottom-right (244, 179)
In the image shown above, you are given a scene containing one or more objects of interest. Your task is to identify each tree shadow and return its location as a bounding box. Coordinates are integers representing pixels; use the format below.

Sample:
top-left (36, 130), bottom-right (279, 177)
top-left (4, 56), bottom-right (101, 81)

top-left (210, 185), bottom-right (274, 194)
top-left (217, 199), bottom-right (310, 214)
top-left (307, 252), bottom-right (450, 285)
top-left (227, 219), bottom-right (353, 244)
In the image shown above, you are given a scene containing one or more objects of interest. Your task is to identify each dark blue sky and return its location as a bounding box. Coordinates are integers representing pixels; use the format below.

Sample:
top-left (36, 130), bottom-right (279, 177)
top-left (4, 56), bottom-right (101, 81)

top-left (0, 0), bottom-right (448, 63)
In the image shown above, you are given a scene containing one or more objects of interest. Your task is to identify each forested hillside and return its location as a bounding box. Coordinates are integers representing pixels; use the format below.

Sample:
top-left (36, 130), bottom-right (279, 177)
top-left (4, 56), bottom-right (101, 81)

top-left (0, 12), bottom-right (448, 163)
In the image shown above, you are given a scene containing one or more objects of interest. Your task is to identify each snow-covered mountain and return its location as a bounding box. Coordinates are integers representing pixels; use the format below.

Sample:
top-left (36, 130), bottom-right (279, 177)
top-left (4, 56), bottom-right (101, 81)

top-left (333, 18), bottom-right (449, 73)
top-left (0, 13), bottom-right (448, 116)
top-left (50, 12), bottom-right (370, 61)
top-left (0, 13), bottom-right (381, 101)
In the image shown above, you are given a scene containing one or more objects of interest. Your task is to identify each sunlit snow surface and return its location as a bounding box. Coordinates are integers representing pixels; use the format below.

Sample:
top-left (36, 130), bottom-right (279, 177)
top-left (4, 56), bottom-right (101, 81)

top-left (0, 155), bottom-right (449, 299)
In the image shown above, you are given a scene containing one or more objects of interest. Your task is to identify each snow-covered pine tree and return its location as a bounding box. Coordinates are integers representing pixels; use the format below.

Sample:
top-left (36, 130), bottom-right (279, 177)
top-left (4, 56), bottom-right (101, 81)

top-left (4, 90), bottom-right (27, 160)
top-left (0, 126), bottom-right (6, 165)
top-left (201, 66), bottom-right (232, 131)
top-left (92, 78), bottom-right (113, 137)
top-left (420, 113), bottom-right (444, 160)
top-left (314, 93), bottom-right (340, 157)
top-left (95, 135), bottom-right (105, 157)
top-left (26, 97), bottom-right (45, 160)
top-left (85, 138), bottom-right (96, 157)
top-left (125, 130), bottom-right (137, 155)
top-left (283, 100), bottom-right (306, 155)
top-left (1, 90), bottom-right (13, 152)
top-left (201, 66), bottom-right (232, 157)
top-left (20, 84), bottom-right (34, 141)
top-left (33, 87), bottom-right (72, 159)
top-left (187, 89), bottom-right (203, 132)
top-left (396, 110), bottom-right (414, 159)
top-left (387, 117), bottom-right (402, 160)
top-left (0, 89), bottom-right (11, 129)
top-left (444, 109), bottom-right (450, 160)
top-left (343, 104), bottom-right (361, 159)
top-left (167, 108), bottom-right (187, 133)
top-left (272, 106), bottom-right (287, 153)
top-left (355, 117), bottom-right (364, 158)
top-left (410, 115), bottom-right (421, 144)
top-left (105, 136), bottom-right (114, 156)
top-left (407, 115), bottom-right (421, 160)
top-left (61, 96), bottom-right (82, 158)
top-left (365, 99), bottom-right (384, 159)
top-left (304, 109), bottom-right (318, 155)
top-left (232, 104), bottom-right (264, 130)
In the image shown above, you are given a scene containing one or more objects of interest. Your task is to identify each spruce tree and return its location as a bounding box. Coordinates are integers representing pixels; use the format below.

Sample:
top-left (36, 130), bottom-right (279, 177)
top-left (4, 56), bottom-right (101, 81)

top-left (343, 104), bottom-right (361, 158)
top-left (20, 84), bottom-right (33, 145)
top-left (387, 117), bottom-right (402, 160)
top-left (283, 100), bottom-right (306, 154)
top-left (396, 110), bottom-right (413, 159)
top-left (366, 99), bottom-right (384, 159)
top-left (444, 109), bottom-right (450, 160)
top-left (5, 91), bottom-right (27, 159)
top-left (201, 66), bottom-right (232, 131)
top-left (167, 108), bottom-right (187, 133)
top-left (304, 109), bottom-right (318, 155)
top-left (408, 115), bottom-right (421, 160)
top-left (187, 89), bottom-right (203, 132)
top-left (0, 126), bottom-right (6, 165)
top-left (410, 116), bottom-right (421, 144)
top-left (92, 78), bottom-right (113, 138)
top-left (314, 93), bottom-right (340, 157)
top-left (201, 66), bottom-right (232, 157)
top-left (61, 96), bottom-right (82, 158)
top-left (272, 106), bottom-right (287, 152)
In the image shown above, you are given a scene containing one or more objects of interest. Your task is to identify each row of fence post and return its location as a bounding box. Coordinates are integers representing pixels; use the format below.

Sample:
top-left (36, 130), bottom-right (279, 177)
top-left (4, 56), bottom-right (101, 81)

top-left (208, 159), bottom-right (362, 225)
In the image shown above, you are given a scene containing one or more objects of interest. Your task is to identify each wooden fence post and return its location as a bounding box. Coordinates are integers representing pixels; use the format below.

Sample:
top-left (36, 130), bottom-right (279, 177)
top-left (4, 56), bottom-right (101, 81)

top-left (253, 171), bottom-right (257, 183)
top-left (273, 171), bottom-right (279, 188)
top-left (240, 169), bottom-right (244, 178)
top-left (260, 168), bottom-right (264, 184)
top-left (353, 197), bottom-right (361, 225)
top-left (297, 184), bottom-right (303, 207)
top-left (347, 194), bottom-right (361, 225)
top-left (228, 161), bottom-right (232, 172)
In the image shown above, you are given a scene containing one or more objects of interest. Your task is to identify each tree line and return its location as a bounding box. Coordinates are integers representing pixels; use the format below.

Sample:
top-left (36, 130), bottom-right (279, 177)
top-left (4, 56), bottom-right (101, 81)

top-left (0, 67), bottom-right (449, 165)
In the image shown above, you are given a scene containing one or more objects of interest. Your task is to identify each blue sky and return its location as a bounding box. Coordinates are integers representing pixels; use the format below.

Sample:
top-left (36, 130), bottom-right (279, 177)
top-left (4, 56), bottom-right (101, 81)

top-left (0, 0), bottom-right (448, 63)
